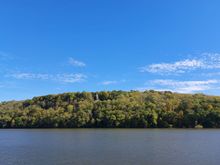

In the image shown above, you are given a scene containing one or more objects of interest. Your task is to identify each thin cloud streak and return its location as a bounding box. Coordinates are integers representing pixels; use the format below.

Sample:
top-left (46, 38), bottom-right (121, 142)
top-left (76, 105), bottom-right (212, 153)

top-left (99, 79), bottom-right (127, 85)
top-left (6, 72), bottom-right (87, 83)
top-left (137, 79), bottom-right (219, 93)
top-left (150, 79), bottom-right (218, 93)
top-left (69, 58), bottom-right (86, 67)
top-left (55, 74), bottom-right (86, 83)
top-left (100, 81), bottom-right (118, 85)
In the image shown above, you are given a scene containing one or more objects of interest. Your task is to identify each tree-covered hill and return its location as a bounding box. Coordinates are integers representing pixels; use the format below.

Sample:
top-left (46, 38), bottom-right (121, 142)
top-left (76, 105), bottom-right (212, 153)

top-left (1, 90), bottom-right (220, 128)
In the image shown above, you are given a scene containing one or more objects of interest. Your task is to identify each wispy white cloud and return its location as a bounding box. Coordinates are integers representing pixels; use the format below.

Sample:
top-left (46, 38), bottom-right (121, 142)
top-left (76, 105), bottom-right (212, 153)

top-left (99, 79), bottom-right (126, 85)
top-left (140, 53), bottom-right (220, 74)
top-left (151, 79), bottom-right (217, 86)
top-left (6, 72), bottom-right (87, 83)
top-left (100, 81), bottom-right (118, 85)
top-left (136, 79), bottom-right (219, 93)
top-left (201, 53), bottom-right (220, 69)
top-left (8, 73), bottom-right (50, 80)
top-left (55, 74), bottom-right (86, 83)
top-left (204, 72), bottom-right (220, 77)
top-left (69, 58), bottom-right (86, 67)
top-left (148, 79), bottom-right (218, 93)
top-left (140, 59), bottom-right (203, 74)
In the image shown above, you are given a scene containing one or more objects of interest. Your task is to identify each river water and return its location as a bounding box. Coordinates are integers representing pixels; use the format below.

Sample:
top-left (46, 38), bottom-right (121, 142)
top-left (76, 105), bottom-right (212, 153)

top-left (0, 129), bottom-right (220, 165)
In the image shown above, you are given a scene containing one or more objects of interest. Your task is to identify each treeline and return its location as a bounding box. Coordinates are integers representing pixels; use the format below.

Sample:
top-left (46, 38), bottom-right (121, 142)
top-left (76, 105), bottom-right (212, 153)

top-left (1, 90), bottom-right (220, 128)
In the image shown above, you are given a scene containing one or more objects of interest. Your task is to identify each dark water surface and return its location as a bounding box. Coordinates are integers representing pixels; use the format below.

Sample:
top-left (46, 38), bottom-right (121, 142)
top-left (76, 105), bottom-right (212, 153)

top-left (0, 129), bottom-right (220, 165)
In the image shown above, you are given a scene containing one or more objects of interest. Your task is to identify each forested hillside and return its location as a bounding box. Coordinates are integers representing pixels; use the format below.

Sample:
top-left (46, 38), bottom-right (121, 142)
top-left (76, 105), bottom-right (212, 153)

top-left (1, 90), bottom-right (220, 128)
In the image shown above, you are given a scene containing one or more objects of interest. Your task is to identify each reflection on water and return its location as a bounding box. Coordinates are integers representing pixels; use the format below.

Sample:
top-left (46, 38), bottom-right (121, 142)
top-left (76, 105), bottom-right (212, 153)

top-left (0, 129), bottom-right (220, 165)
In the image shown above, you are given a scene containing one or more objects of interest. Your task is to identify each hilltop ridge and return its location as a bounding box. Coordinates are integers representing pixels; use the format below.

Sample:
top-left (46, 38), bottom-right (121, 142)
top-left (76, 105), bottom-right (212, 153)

top-left (1, 90), bottom-right (220, 128)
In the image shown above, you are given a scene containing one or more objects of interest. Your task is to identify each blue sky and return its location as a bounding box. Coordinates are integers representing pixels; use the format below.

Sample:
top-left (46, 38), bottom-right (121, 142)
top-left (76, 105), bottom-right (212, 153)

top-left (1, 0), bottom-right (220, 101)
